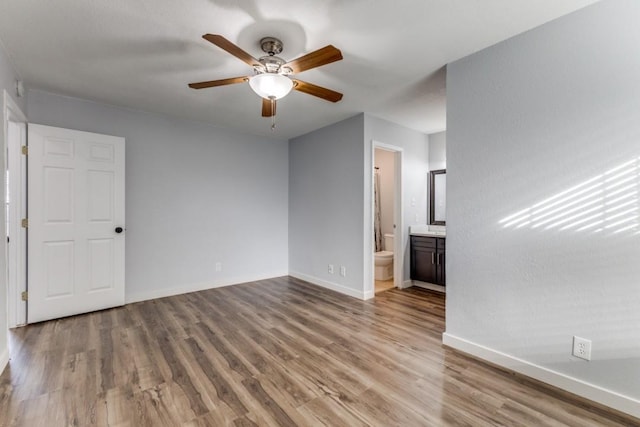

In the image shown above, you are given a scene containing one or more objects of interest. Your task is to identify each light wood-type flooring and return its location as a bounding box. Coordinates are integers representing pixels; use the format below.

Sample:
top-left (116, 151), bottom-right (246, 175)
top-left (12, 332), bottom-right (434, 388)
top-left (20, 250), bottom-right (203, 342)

top-left (374, 278), bottom-right (394, 294)
top-left (1, 276), bottom-right (637, 426)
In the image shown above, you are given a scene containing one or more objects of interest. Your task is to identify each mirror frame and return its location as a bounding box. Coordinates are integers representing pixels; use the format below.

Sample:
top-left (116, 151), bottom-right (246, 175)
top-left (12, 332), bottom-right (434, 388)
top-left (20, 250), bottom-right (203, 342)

top-left (429, 169), bottom-right (446, 226)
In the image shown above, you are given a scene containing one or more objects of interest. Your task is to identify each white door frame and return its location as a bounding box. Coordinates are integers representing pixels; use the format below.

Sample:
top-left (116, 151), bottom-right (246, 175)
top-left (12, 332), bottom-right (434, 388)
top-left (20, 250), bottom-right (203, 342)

top-left (364, 139), bottom-right (404, 299)
top-left (3, 90), bottom-right (27, 327)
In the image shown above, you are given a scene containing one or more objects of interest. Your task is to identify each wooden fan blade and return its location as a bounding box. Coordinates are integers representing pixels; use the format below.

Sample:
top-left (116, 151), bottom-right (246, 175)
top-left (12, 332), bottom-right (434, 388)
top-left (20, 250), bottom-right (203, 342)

top-left (283, 45), bottom-right (343, 73)
top-left (262, 98), bottom-right (276, 117)
top-left (188, 76), bottom-right (249, 89)
top-left (202, 34), bottom-right (261, 68)
top-left (292, 79), bottom-right (343, 102)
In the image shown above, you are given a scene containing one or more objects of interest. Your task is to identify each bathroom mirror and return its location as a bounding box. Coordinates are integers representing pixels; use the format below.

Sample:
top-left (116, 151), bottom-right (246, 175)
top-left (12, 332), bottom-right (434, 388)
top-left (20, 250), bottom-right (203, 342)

top-left (429, 169), bottom-right (446, 225)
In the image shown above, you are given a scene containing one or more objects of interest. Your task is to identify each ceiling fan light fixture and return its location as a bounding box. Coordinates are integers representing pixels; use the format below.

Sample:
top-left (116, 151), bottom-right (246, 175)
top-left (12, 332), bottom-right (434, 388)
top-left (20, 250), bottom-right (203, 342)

top-left (249, 73), bottom-right (293, 100)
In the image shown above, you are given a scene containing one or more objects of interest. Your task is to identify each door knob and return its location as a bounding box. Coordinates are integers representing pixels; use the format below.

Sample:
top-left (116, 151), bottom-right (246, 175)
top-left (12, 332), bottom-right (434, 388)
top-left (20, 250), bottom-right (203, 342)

top-left (115, 227), bottom-right (124, 233)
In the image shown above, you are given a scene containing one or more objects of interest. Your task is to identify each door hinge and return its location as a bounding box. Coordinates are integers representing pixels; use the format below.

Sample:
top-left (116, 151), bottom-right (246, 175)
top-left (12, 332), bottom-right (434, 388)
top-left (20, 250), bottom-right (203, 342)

top-left (21, 291), bottom-right (28, 301)
top-left (21, 218), bottom-right (28, 228)
top-left (21, 145), bottom-right (28, 155)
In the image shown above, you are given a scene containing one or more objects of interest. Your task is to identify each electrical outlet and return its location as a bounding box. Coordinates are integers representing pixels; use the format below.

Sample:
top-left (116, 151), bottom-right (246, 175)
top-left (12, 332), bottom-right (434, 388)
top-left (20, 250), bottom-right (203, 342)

top-left (215, 262), bottom-right (222, 272)
top-left (328, 264), bottom-right (334, 274)
top-left (340, 266), bottom-right (346, 277)
top-left (572, 336), bottom-right (592, 361)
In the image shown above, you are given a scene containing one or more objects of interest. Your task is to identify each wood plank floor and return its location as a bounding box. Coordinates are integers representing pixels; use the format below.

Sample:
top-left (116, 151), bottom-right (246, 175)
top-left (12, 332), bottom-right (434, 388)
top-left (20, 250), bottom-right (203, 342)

top-left (0, 276), bottom-right (637, 426)
top-left (374, 279), bottom-right (394, 294)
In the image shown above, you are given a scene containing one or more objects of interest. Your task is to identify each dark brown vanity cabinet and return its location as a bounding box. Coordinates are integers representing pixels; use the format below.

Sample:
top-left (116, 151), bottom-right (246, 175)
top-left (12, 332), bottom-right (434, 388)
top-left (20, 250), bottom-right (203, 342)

top-left (410, 236), bottom-right (445, 286)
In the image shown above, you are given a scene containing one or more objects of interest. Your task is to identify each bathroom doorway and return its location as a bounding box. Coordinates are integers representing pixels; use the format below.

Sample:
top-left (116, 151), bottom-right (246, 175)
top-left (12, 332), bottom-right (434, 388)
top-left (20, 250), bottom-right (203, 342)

top-left (372, 142), bottom-right (403, 295)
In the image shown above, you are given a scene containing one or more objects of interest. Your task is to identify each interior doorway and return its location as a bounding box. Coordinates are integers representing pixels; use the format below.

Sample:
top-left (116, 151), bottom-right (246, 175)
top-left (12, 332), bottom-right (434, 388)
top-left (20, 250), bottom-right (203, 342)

top-left (4, 111), bottom-right (127, 326)
top-left (371, 141), bottom-right (403, 296)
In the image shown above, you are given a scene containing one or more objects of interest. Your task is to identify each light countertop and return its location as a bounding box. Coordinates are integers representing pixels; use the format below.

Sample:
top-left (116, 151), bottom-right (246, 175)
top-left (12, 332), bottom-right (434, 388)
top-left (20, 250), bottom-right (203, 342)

top-left (409, 225), bottom-right (446, 237)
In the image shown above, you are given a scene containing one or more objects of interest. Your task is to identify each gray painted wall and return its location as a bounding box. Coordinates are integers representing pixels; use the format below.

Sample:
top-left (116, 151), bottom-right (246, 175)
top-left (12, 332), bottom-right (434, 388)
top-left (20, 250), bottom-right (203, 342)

top-left (364, 114), bottom-right (430, 285)
top-left (27, 90), bottom-right (289, 302)
top-left (447, 0), bottom-right (640, 405)
top-left (428, 131), bottom-right (446, 171)
top-left (0, 38), bottom-right (25, 370)
top-left (289, 114), bottom-right (366, 296)
top-left (0, 50), bottom-right (24, 113)
top-left (289, 113), bottom-right (429, 298)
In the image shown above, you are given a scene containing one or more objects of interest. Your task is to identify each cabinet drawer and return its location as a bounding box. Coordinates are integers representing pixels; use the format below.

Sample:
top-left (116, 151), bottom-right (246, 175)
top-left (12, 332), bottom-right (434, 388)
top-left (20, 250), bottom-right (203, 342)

top-left (411, 236), bottom-right (436, 248)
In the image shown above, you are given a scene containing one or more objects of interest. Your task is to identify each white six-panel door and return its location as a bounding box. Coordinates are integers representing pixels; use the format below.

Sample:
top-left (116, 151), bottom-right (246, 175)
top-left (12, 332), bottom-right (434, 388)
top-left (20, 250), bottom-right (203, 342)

top-left (27, 124), bottom-right (125, 323)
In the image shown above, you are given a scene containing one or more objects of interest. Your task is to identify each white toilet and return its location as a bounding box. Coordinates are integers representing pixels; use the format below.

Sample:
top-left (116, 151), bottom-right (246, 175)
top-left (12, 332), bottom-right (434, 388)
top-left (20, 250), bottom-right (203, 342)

top-left (374, 233), bottom-right (394, 280)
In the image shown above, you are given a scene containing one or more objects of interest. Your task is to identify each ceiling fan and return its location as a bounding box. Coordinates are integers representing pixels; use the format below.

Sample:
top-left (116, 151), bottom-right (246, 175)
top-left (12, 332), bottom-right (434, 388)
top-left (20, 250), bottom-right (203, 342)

top-left (188, 34), bottom-right (344, 119)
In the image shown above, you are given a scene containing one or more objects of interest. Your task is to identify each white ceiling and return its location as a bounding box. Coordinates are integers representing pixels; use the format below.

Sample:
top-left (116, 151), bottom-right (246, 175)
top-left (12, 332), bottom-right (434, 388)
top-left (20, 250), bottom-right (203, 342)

top-left (0, 0), bottom-right (599, 139)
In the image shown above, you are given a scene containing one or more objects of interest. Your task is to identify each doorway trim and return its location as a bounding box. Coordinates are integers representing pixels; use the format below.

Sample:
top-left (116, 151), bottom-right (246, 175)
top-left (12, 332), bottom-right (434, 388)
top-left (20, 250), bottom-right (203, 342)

top-left (365, 139), bottom-right (404, 298)
top-left (3, 90), bottom-right (27, 328)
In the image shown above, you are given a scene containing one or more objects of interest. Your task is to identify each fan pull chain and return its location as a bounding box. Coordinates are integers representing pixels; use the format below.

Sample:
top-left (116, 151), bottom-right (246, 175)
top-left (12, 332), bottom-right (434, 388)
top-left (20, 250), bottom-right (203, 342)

top-left (270, 96), bottom-right (276, 131)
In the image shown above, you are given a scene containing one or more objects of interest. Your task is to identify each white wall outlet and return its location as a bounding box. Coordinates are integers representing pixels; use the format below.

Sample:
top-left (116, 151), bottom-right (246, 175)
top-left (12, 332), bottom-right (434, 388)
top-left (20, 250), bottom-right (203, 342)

top-left (572, 336), bottom-right (592, 361)
top-left (328, 264), bottom-right (334, 274)
top-left (215, 262), bottom-right (222, 272)
top-left (340, 266), bottom-right (346, 277)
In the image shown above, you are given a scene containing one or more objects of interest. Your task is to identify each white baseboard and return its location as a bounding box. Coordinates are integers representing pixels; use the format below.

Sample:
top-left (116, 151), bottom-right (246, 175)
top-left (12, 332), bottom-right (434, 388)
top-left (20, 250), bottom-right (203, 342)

top-left (401, 280), bottom-right (413, 289)
top-left (125, 271), bottom-right (289, 304)
top-left (0, 346), bottom-right (9, 376)
top-left (442, 333), bottom-right (640, 419)
top-left (410, 280), bottom-right (446, 293)
top-left (289, 271), bottom-right (368, 300)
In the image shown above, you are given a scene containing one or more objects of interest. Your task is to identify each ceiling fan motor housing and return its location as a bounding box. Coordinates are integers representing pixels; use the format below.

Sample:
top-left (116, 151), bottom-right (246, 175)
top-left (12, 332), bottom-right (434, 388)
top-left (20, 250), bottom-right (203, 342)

top-left (260, 37), bottom-right (284, 56)
top-left (257, 37), bottom-right (291, 74)
top-left (258, 55), bottom-right (288, 74)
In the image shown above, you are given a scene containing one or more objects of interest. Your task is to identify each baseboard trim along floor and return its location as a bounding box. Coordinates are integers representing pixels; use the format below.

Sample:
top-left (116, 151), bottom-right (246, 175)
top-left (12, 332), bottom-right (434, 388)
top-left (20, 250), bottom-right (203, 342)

top-left (442, 332), bottom-right (640, 420)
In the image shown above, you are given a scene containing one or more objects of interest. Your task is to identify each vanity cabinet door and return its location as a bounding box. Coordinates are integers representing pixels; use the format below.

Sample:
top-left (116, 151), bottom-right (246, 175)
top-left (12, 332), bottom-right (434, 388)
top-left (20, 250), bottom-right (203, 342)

top-left (436, 238), bottom-right (446, 286)
top-left (411, 236), bottom-right (438, 283)
top-left (411, 236), bottom-right (446, 286)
